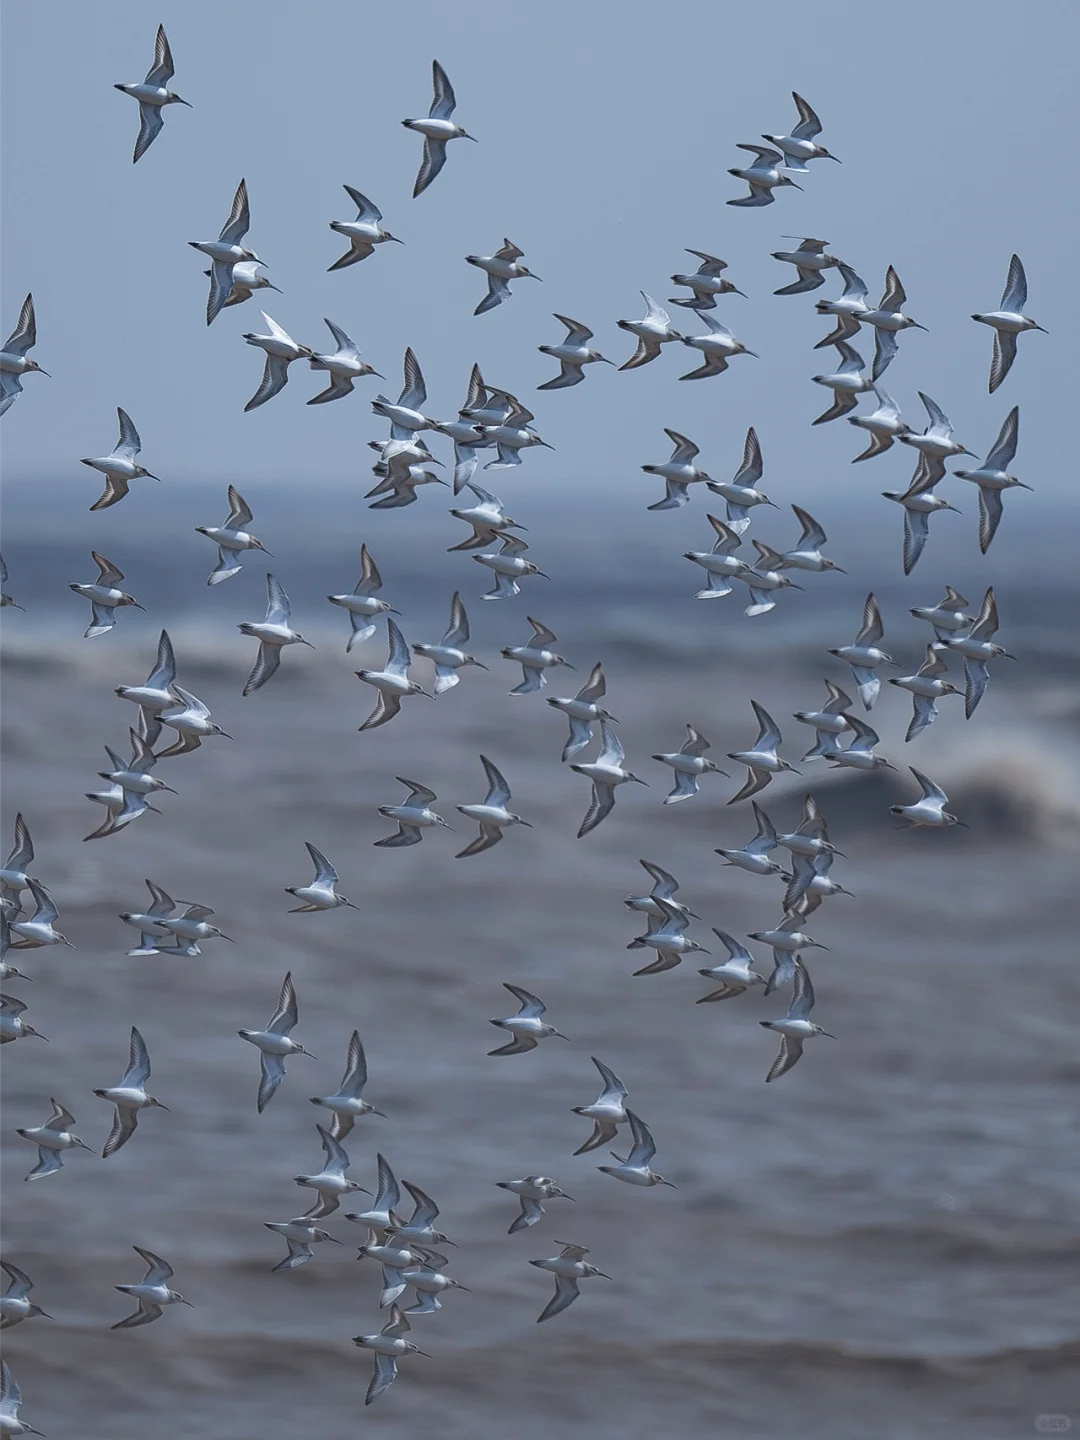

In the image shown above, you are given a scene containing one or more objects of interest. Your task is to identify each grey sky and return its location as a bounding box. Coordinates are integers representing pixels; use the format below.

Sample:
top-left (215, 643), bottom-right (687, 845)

top-left (0, 0), bottom-right (1073, 497)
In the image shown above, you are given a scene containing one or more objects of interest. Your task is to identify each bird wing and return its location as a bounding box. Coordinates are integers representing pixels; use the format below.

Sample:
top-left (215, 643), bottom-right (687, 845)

top-left (3, 294), bottom-right (36, 354)
top-left (854, 592), bottom-right (884, 647)
top-left (244, 354), bottom-right (290, 412)
top-left (504, 983), bottom-right (545, 1018)
top-left (219, 178), bottom-right (250, 245)
top-left (413, 138), bottom-right (448, 197)
top-left (790, 90), bottom-right (822, 139)
top-left (537, 1274), bottom-right (580, 1322)
top-left (429, 59), bottom-right (457, 119)
top-left (133, 104), bottom-right (165, 164)
top-left (121, 1025), bottom-right (152, 1088)
top-left (344, 185), bottom-right (382, 224)
top-left (102, 1104), bottom-right (140, 1158)
top-left (984, 405), bottom-right (1019, 472)
top-left (145, 23), bottom-right (176, 86)
top-left (1000, 253), bottom-right (1027, 312)
top-left (988, 328), bottom-right (1017, 394)
top-left (268, 972), bottom-right (298, 1034)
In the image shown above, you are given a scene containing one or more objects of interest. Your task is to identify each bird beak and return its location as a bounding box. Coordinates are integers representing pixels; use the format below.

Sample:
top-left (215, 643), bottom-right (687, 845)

top-left (143, 472), bottom-right (161, 482)
top-left (37, 369), bottom-right (51, 378)
top-left (1015, 481), bottom-right (1034, 490)
top-left (519, 820), bottom-right (534, 828)
top-left (534, 570), bottom-right (550, 579)
top-left (370, 371), bottom-right (386, 380)
top-left (912, 321), bottom-right (929, 331)
top-left (156, 1103), bottom-right (172, 1113)
top-left (177, 98), bottom-right (193, 107)
top-left (821, 1031), bottom-right (837, 1039)
top-left (301, 638), bottom-right (316, 648)
top-left (743, 349), bottom-right (760, 359)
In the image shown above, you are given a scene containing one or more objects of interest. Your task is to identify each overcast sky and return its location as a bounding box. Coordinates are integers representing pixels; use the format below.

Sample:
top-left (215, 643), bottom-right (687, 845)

top-left (1, 0), bottom-right (1073, 502)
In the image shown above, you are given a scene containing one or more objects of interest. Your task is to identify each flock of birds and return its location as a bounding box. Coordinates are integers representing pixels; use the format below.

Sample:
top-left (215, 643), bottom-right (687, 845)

top-left (0, 27), bottom-right (1041, 1424)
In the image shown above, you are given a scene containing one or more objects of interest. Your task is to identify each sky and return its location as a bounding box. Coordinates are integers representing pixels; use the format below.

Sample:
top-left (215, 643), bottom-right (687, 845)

top-left (0, 0), bottom-right (1074, 505)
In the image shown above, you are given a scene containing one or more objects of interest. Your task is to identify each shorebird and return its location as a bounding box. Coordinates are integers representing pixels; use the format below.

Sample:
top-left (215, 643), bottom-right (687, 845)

top-left (80, 407), bottom-right (158, 510)
top-left (371, 348), bottom-right (437, 439)
top-left (953, 407), bottom-right (1029, 552)
top-left (848, 386), bottom-right (911, 461)
top-left (376, 778), bottom-right (452, 847)
top-left (616, 293), bottom-right (683, 369)
top-left (530, 1244), bottom-right (610, 1323)
top-left (473, 532), bottom-right (546, 599)
top-left (898, 392), bottom-right (976, 485)
top-left (889, 645), bottom-right (961, 741)
top-left (112, 1248), bottom-right (192, 1329)
top-left (385, 1180), bottom-right (455, 1250)
top-left (861, 267), bottom-right (928, 379)
top-left (679, 313), bottom-right (757, 379)
top-left (652, 724), bottom-right (728, 802)
top-left (572, 718), bottom-right (647, 836)
top-left (626, 896), bottom-right (708, 974)
top-left (412, 592), bottom-right (486, 692)
top-left (0, 1262), bottom-right (51, 1331)
top-left (345, 1153), bottom-right (401, 1230)
top-left (727, 144), bottom-right (802, 205)
top-left (114, 24), bottom-right (190, 162)
top-left (328, 186), bottom-right (402, 269)
top-left (538, 314), bottom-right (613, 387)
top-left (456, 755), bottom-right (531, 857)
top-left (353, 1304), bottom-right (431, 1405)
top-left (196, 486), bottom-right (270, 585)
top-left (366, 448), bottom-right (442, 512)
top-left (16, 1100), bottom-right (93, 1179)
top-left (777, 795), bottom-right (844, 908)
top-left (70, 552), bottom-right (144, 638)
top-left (706, 427), bottom-right (776, 532)
top-left (891, 769), bottom-right (965, 828)
top-left (241, 314), bottom-right (313, 411)
top-left (641, 428), bottom-right (711, 510)
top-left (496, 1176), bottom-right (574, 1234)
top-left (307, 318), bottom-right (383, 403)
top-left (790, 851), bottom-right (853, 916)
top-left (811, 340), bottom-right (873, 423)
top-left (793, 680), bottom-right (854, 760)
top-left (669, 249), bottom-right (745, 309)
top-left (727, 701), bottom-right (798, 802)
top-left (438, 366), bottom-right (495, 491)
top-left (327, 546), bottom-right (396, 651)
top-left (909, 586), bottom-right (973, 640)
top-left (814, 262), bottom-right (870, 348)
top-left (118, 878), bottom-right (186, 956)
top-left (83, 722), bottom-right (176, 842)
top-left (777, 507), bottom-right (845, 573)
top-left (403, 59), bottom-right (477, 197)
top-left (401, 1252), bottom-right (469, 1314)
top-left (1, 814), bottom-right (35, 912)
top-left (715, 801), bottom-right (787, 878)
top-left (502, 617), bottom-right (570, 693)
top-left (760, 959), bottom-right (833, 1080)
top-left (7, 880), bottom-right (75, 951)
top-left (189, 178), bottom-right (263, 326)
top-left (488, 983), bottom-right (568, 1055)
top-left (0, 1360), bottom-right (42, 1437)
top-left (201, 259), bottom-right (280, 309)
top-left (467, 239), bottom-right (540, 314)
top-left (827, 594), bottom-right (897, 708)
top-left (821, 714), bottom-right (895, 773)
top-left (572, 1056), bottom-right (629, 1155)
top-left (238, 574), bottom-right (313, 695)
top-left (447, 479), bottom-right (522, 549)
top-left (238, 972), bottom-right (315, 1112)
top-left (749, 911), bottom-right (828, 994)
top-left (0, 554), bottom-right (23, 610)
top-left (772, 238), bottom-right (839, 294)
top-left (696, 931), bottom-right (765, 1002)
top-left (356, 618), bottom-right (431, 729)
top-left (1, 996), bottom-right (47, 1046)
top-left (0, 294), bottom-right (47, 418)
top-left (763, 93), bottom-right (840, 168)
top-left (480, 394), bottom-right (552, 468)
top-left (547, 663), bottom-right (616, 761)
top-left (973, 254), bottom-right (1046, 392)
top-left (882, 465), bottom-right (962, 575)
top-left (294, 1124), bottom-right (370, 1218)
top-left (115, 630), bottom-right (177, 744)
top-left (156, 683), bottom-right (232, 757)
top-left (94, 1026), bottom-right (168, 1157)
top-left (285, 842), bottom-right (356, 912)
top-left (936, 587), bottom-right (1016, 717)
top-left (310, 1031), bottom-right (385, 1138)
top-left (264, 1216), bottom-right (343, 1272)
top-left (598, 1110), bottom-right (676, 1188)
top-left (684, 514), bottom-right (750, 597)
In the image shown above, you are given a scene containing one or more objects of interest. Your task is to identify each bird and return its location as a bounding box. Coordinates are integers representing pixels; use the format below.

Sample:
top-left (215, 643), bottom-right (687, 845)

top-left (310, 1032), bottom-right (385, 1139)
top-left (814, 262), bottom-right (870, 348)
top-left (889, 645), bottom-right (961, 742)
top-left (771, 238), bottom-right (839, 294)
top-left (80, 407), bottom-right (158, 510)
top-left (640, 428), bottom-right (711, 510)
top-left (155, 682), bottom-right (233, 757)
top-left (909, 586), bottom-right (973, 641)
top-left (189, 178), bottom-right (264, 326)
top-left (827, 594), bottom-right (897, 708)
top-left (456, 755), bottom-right (531, 857)
top-left (154, 897), bottom-right (232, 950)
top-left (112, 1247), bottom-right (192, 1329)
top-left (238, 972), bottom-right (315, 1113)
top-left (860, 267), bottom-right (928, 379)
top-left (502, 617), bottom-right (570, 693)
top-left (114, 629), bottom-right (178, 744)
top-left (437, 368), bottom-right (496, 491)
top-left (777, 795), bottom-right (845, 908)
top-left (749, 911), bottom-right (829, 994)
top-left (488, 983), bottom-right (569, 1055)
top-left (953, 407), bottom-right (1030, 553)
top-left (327, 545), bottom-right (397, 651)
top-left (571, 718), bottom-right (647, 836)
top-left (93, 1026), bottom-right (168, 1157)
top-left (777, 507), bottom-right (845, 573)
top-left (597, 1110), bottom-right (676, 1188)
top-left (790, 850), bottom-right (854, 916)
top-left (345, 1153), bottom-right (401, 1230)
top-left (763, 93), bottom-right (840, 168)
top-left (696, 931), bottom-right (766, 1002)
top-left (706, 427), bottom-right (776, 532)
top-left (400, 1251), bottom-right (470, 1314)
top-left (737, 545), bottom-right (802, 620)
top-left (848, 386), bottom-right (911, 461)
top-left (727, 701), bottom-right (798, 803)
top-left (285, 842), bottom-right (356, 912)
top-left (70, 552), bottom-right (144, 638)
top-left (571, 1056), bottom-right (629, 1155)
top-left (371, 347), bottom-right (437, 440)
top-left (294, 1124), bottom-right (370, 1219)
top-left (1, 996), bottom-right (47, 1046)
top-left (385, 1180), bottom-right (455, 1250)
top-left (821, 714), bottom-right (895, 773)
top-left (1, 553), bottom-right (24, 610)
top-left (241, 314), bottom-right (313, 411)
top-left (496, 1176), bottom-right (574, 1234)
top-left (479, 394), bottom-right (553, 468)
top-left (412, 592), bottom-right (486, 692)
top-left (679, 313), bottom-right (758, 379)
top-left (83, 721), bottom-right (177, 842)
top-left (403, 59), bottom-right (477, 197)
top-left (264, 1216), bottom-right (343, 1273)
top-left (0, 814), bottom-right (35, 912)
top-left (897, 392), bottom-right (976, 484)
top-left (626, 896), bottom-right (708, 974)
top-left (760, 960), bottom-right (834, 1080)
top-left (0, 1262), bottom-right (51, 1331)
top-left (447, 479), bottom-right (522, 549)
top-left (366, 447), bottom-right (448, 509)
top-left (882, 465), bottom-right (962, 575)
top-left (684, 514), bottom-right (750, 597)
top-left (376, 778), bottom-right (453, 847)
top-left (117, 878), bottom-right (186, 956)
top-left (652, 724), bottom-right (728, 802)
top-left (307, 318), bottom-right (383, 403)
top-left (0, 294), bottom-right (47, 419)
top-left (7, 879), bottom-right (75, 951)
top-left (353, 1304), bottom-right (431, 1406)
top-left (538, 314), bottom-right (613, 388)
top-left (891, 769), bottom-right (965, 828)
top-left (972, 255), bottom-right (1046, 392)
top-left (467, 239), bottom-right (540, 314)
top-left (0, 1360), bottom-right (43, 1437)
top-left (727, 144), bottom-right (802, 205)
top-left (715, 801), bottom-right (787, 878)
top-left (669, 250), bottom-right (746, 309)
top-left (547, 663), bottom-right (616, 761)
top-left (201, 259), bottom-right (281, 308)
top-left (328, 186), bottom-right (403, 269)
top-left (356, 618), bottom-right (432, 729)
top-left (792, 680), bottom-right (854, 760)
top-left (114, 24), bottom-right (190, 162)
top-left (238, 574), bottom-right (314, 695)
top-left (811, 341), bottom-right (873, 423)
top-left (935, 587), bottom-right (1016, 717)
top-left (16, 1100), bottom-right (93, 1180)
top-left (616, 293), bottom-right (683, 369)
top-left (529, 1243), bottom-right (610, 1322)
top-left (196, 486), bottom-right (271, 585)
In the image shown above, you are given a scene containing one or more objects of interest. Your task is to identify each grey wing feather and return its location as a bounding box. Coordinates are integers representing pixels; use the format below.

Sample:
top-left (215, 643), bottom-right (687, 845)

top-left (122, 1026), bottom-right (152, 1087)
top-left (537, 1274), bottom-right (579, 1322)
top-left (133, 104), bottom-right (164, 163)
top-left (245, 355), bottom-right (290, 411)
